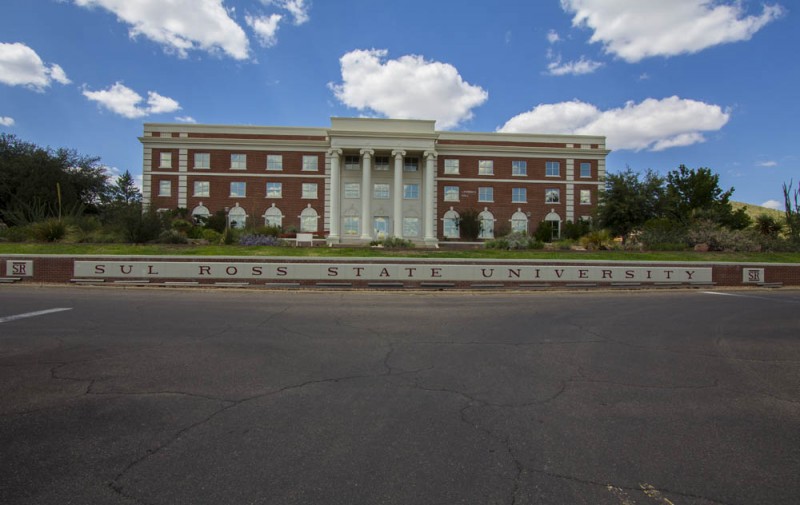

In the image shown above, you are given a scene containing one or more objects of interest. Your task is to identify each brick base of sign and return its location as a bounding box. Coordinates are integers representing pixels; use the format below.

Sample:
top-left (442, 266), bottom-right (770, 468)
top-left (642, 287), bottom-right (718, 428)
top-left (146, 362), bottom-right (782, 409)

top-left (1, 255), bottom-right (797, 289)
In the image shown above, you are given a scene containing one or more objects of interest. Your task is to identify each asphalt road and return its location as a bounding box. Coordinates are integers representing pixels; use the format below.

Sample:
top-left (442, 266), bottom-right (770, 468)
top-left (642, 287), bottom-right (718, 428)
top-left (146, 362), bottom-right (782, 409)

top-left (1, 286), bottom-right (798, 505)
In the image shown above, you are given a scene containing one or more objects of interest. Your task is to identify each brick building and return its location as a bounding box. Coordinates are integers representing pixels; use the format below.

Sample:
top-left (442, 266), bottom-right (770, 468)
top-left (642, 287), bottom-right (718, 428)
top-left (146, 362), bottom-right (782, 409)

top-left (140, 117), bottom-right (608, 245)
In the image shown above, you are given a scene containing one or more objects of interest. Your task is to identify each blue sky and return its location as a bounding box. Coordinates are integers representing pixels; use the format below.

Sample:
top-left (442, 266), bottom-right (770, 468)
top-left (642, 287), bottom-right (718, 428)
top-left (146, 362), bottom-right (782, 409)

top-left (0, 0), bottom-right (796, 208)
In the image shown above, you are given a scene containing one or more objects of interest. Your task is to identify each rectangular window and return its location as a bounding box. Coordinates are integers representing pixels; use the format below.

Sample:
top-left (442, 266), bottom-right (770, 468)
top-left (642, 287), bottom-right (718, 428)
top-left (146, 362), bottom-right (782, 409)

top-left (266, 182), bottom-right (282, 198)
top-left (545, 188), bottom-right (560, 203)
top-left (343, 216), bottom-right (360, 236)
top-left (580, 189), bottom-right (591, 204)
top-left (580, 162), bottom-right (592, 178)
top-left (344, 155), bottom-right (360, 170)
top-left (403, 217), bottom-right (420, 237)
top-left (302, 183), bottom-right (318, 199)
top-left (267, 154), bottom-right (283, 171)
top-left (444, 159), bottom-right (459, 174)
top-left (231, 154), bottom-right (247, 170)
top-left (512, 187), bottom-right (527, 203)
top-left (230, 182), bottom-right (246, 197)
top-left (302, 155), bottom-right (319, 171)
top-left (344, 183), bottom-right (360, 199)
top-left (373, 216), bottom-right (390, 237)
top-left (194, 152), bottom-right (210, 169)
top-left (478, 160), bottom-right (494, 175)
top-left (158, 180), bottom-right (171, 196)
top-left (546, 161), bottom-right (560, 177)
top-left (444, 186), bottom-right (459, 202)
top-left (374, 156), bottom-right (389, 171)
top-left (478, 187), bottom-right (493, 202)
top-left (403, 183), bottom-right (419, 199)
top-left (159, 152), bottom-right (172, 169)
top-left (404, 157), bottom-right (419, 172)
top-left (512, 160), bottom-right (527, 176)
top-left (193, 181), bottom-right (209, 197)
top-left (374, 183), bottom-right (390, 199)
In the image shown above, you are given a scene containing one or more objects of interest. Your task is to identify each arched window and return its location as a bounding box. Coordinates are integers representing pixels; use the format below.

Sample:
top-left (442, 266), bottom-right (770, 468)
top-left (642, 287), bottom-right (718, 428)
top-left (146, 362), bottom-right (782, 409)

top-left (299, 204), bottom-right (319, 233)
top-left (227, 203), bottom-right (247, 229)
top-left (545, 209), bottom-right (562, 240)
top-left (263, 203), bottom-right (283, 228)
top-left (478, 207), bottom-right (495, 239)
top-left (191, 202), bottom-right (210, 224)
top-left (442, 207), bottom-right (460, 239)
top-left (510, 208), bottom-right (528, 233)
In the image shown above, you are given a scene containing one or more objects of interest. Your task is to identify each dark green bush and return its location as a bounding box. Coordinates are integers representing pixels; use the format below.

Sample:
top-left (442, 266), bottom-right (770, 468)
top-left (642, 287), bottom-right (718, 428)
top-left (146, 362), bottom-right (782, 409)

top-left (31, 219), bottom-right (67, 242)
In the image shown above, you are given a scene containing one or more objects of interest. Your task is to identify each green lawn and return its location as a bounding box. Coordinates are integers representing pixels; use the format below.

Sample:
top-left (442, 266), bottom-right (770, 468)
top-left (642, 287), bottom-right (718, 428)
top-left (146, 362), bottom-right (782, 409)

top-left (1, 242), bottom-right (799, 263)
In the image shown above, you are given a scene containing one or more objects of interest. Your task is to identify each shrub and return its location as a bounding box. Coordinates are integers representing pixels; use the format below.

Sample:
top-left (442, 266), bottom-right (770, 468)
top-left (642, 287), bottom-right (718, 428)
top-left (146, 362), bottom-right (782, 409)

top-left (369, 236), bottom-right (414, 248)
top-left (31, 219), bottom-right (67, 242)
top-left (485, 231), bottom-right (543, 250)
top-left (239, 234), bottom-right (283, 246)
top-left (579, 229), bottom-right (615, 250)
top-left (0, 225), bottom-right (30, 242)
top-left (157, 229), bottom-right (189, 244)
top-left (458, 208), bottom-right (482, 241)
top-left (754, 214), bottom-right (783, 238)
top-left (686, 219), bottom-right (760, 252)
top-left (204, 211), bottom-right (228, 233)
top-left (562, 220), bottom-right (591, 241)
top-left (553, 239), bottom-right (575, 250)
top-left (171, 219), bottom-right (193, 234)
top-left (201, 229), bottom-right (222, 244)
top-left (533, 221), bottom-right (555, 243)
top-left (640, 218), bottom-right (688, 250)
top-left (253, 225), bottom-right (282, 237)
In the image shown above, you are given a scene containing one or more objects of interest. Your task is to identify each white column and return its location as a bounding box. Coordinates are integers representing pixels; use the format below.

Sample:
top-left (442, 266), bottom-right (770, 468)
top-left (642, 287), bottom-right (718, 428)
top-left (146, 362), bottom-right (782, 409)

top-left (360, 149), bottom-right (374, 240)
top-left (327, 149), bottom-right (342, 244)
top-left (392, 150), bottom-right (406, 238)
top-left (423, 151), bottom-right (437, 244)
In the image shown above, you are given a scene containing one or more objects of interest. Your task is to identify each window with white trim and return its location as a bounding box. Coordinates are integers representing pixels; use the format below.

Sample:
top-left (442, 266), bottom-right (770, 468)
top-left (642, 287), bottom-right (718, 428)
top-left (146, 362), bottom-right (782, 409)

top-left (478, 187), bottom-right (493, 202)
top-left (374, 156), bottom-right (389, 171)
top-left (264, 204), bottom-right (283, 227)
top-left (344, 155), bottom-right (360, 170)
top-left (443, 208), bottom-right (460, 239)
top-left (300, 206), bottom-right (318, 232)
top-left (512, 160), bottom-right (527, 176)
top-left (193, 181), bottom-right (209, 197)
top-left (159, 152), bottom-right (172, 169)
top-left (194, 152), bottom-right (210, 169)
top-left (580, 189), bottom-right (591, 205)
top-left (580, 162), bottom-right (591, 178)
top-left (510, 210), bottom-right (528, 233)
top-left (158, 180), bottom-right (171, 196)
top-left (479, 160), bottom-right (494, 175)
top-left (344, 183), bottom-right (360, 199)
top-left (374, 183), bottom-right (390, 199)
top-left (266, 182), bottom-right (282, 198)
top-left (444, 159), bottom-right (459, 174)
top-left (403, 183), bottom-right (419, 199)
top-left (479, 209), bottom-right (495, 239)
top-left (230, 182), bottom-right (246, 197)
top-left (267, 155), bottom-right (283, 171)
top-left (546, 161), bottom-right (560, 177)
top-left (512, 187), bottom-right (527, 203)
top-left (228, 205), bottom-right (247, 229)
top-left (545, 188), bottom-right (560, 203)
top-left (302, 183), bottom-right (318, 199)
top-left (403, 157), bottom-right (419, 172)
top-left (302, 155), bottom-right (318, 171)
top-left (403, 217), bottom-right (420, 237)
top-left (444, 186), bottom-right (459, 202)
top-left (231, 154), bottom-right (247, 170)
top-left (343, 216), bottom-right (360, 236)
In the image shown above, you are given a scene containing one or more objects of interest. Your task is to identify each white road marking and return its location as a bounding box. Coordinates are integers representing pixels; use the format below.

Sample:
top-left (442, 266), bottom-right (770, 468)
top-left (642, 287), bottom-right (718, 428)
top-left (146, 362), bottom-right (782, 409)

top-left (0, 308), bottom-right (72, 324)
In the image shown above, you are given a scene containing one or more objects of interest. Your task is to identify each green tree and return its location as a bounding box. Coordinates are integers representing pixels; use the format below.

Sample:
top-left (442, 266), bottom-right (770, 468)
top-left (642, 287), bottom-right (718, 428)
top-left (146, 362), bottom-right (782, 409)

top-left (0, 133), bottom-right (107, 223)
top-left (108, 170), bottom-right (141, 204)
top-left (457, 208), bottom-right (482, 240)
top-left (596, 168), bottom-right (664, 241)
top-left (663, 164), bottom-right (750, 229)
top-left (783, 180), bottom-right (800, 240)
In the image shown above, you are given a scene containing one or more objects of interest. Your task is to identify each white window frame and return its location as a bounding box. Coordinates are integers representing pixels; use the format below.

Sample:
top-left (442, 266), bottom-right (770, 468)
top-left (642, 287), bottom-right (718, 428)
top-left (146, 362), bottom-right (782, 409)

top-left (231, 154), bottom-right (247, 170)
top-left (343, 216), bottom-right (360, 236)
top-left (580, 189), bottom-right (591, 205)
top-left (344, 183), bottom-right (360, 199)
top-left (512, 187), bottom-right (527, 203)
top-left (403, 157), bottom-right (419, 172)
top-left (374, 156), bottom-right (390, 171)
top-left (344, 155), bottom-right (360, 170)
top-left (512, 160), bottom-right (527, 176)
top-left (580, 162), bottom-right (592, 178)
top-left (374, 183), bottom-right (390, 199)
top-left (443, 209), bottom-right (460, 239)
top-left (266, 182), bottom-right (283, 198)
top-left (230, 182), bottom-right (246, 198)
top-left (510, 211), bottom-right (528, 233)
top-left (403, 183), bottom-right (419, 199)
top-left (193, 181), bottom-right (210, 197)
top-left (302, 155), bottom-right (318, 172)
top-left (158, 180), bottom-right (171, 196)
top-left (300, 206), bottom-right (318, 233)
top-left (444, 186), bottom-right (459, 202)
top-left (444, 159), bottom-right (459, 174)
top-left (545, 188), bottom-right (560, 203)
top-left (267, 154), bottom-right (283, 171)
top-left (302, 183), bottom-right (318, 199)
top-left (546, 161), bottom-right (560, 177)
top-left (403, 217), bottom-right (420, 237)
top-left (159, 152), bottom-right (172, 169)
top-left (478, 187), bottom-right (493, 202)
top-left (194, 152), bottom-right (210, 169)
top-left (478, 160), bottom-right (494, 175)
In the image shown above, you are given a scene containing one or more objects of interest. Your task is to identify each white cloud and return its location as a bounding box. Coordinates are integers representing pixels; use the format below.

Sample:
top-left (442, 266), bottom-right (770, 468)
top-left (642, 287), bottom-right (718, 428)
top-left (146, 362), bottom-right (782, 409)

top-left (246, 13), bottom-right (283, 47)
top-left (561, 0), bottom-right (785, 62)
top-left (330, 49), bottom-right (488, 130)
top-left (761, 200), bottom-right (782, 210)
top-left (499, 96), bottom-right (730, 152)
top-left (262, 0), bottom-right (309, 25)
top-left (547, 29), bottom-right (561, 44)
top-left (757, 160), bottom-right (778, 167)
top-left (547, 55), bottom-right (604, 76)
top-left (0, 116), bottom-right (15, 127)
top-left (73, 0), bottom-right (250, 60)
top-left (175, 115), bottom-right (197, 123)
top-left (83, 82), bottom-right (181, 119)
top-left (0, 42), bottom-right (71, 90)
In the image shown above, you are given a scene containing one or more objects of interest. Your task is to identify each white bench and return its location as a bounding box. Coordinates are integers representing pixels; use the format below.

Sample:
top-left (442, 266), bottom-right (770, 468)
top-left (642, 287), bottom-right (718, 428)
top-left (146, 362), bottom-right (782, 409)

top-left (294, 233), bottom-right (314, 246)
